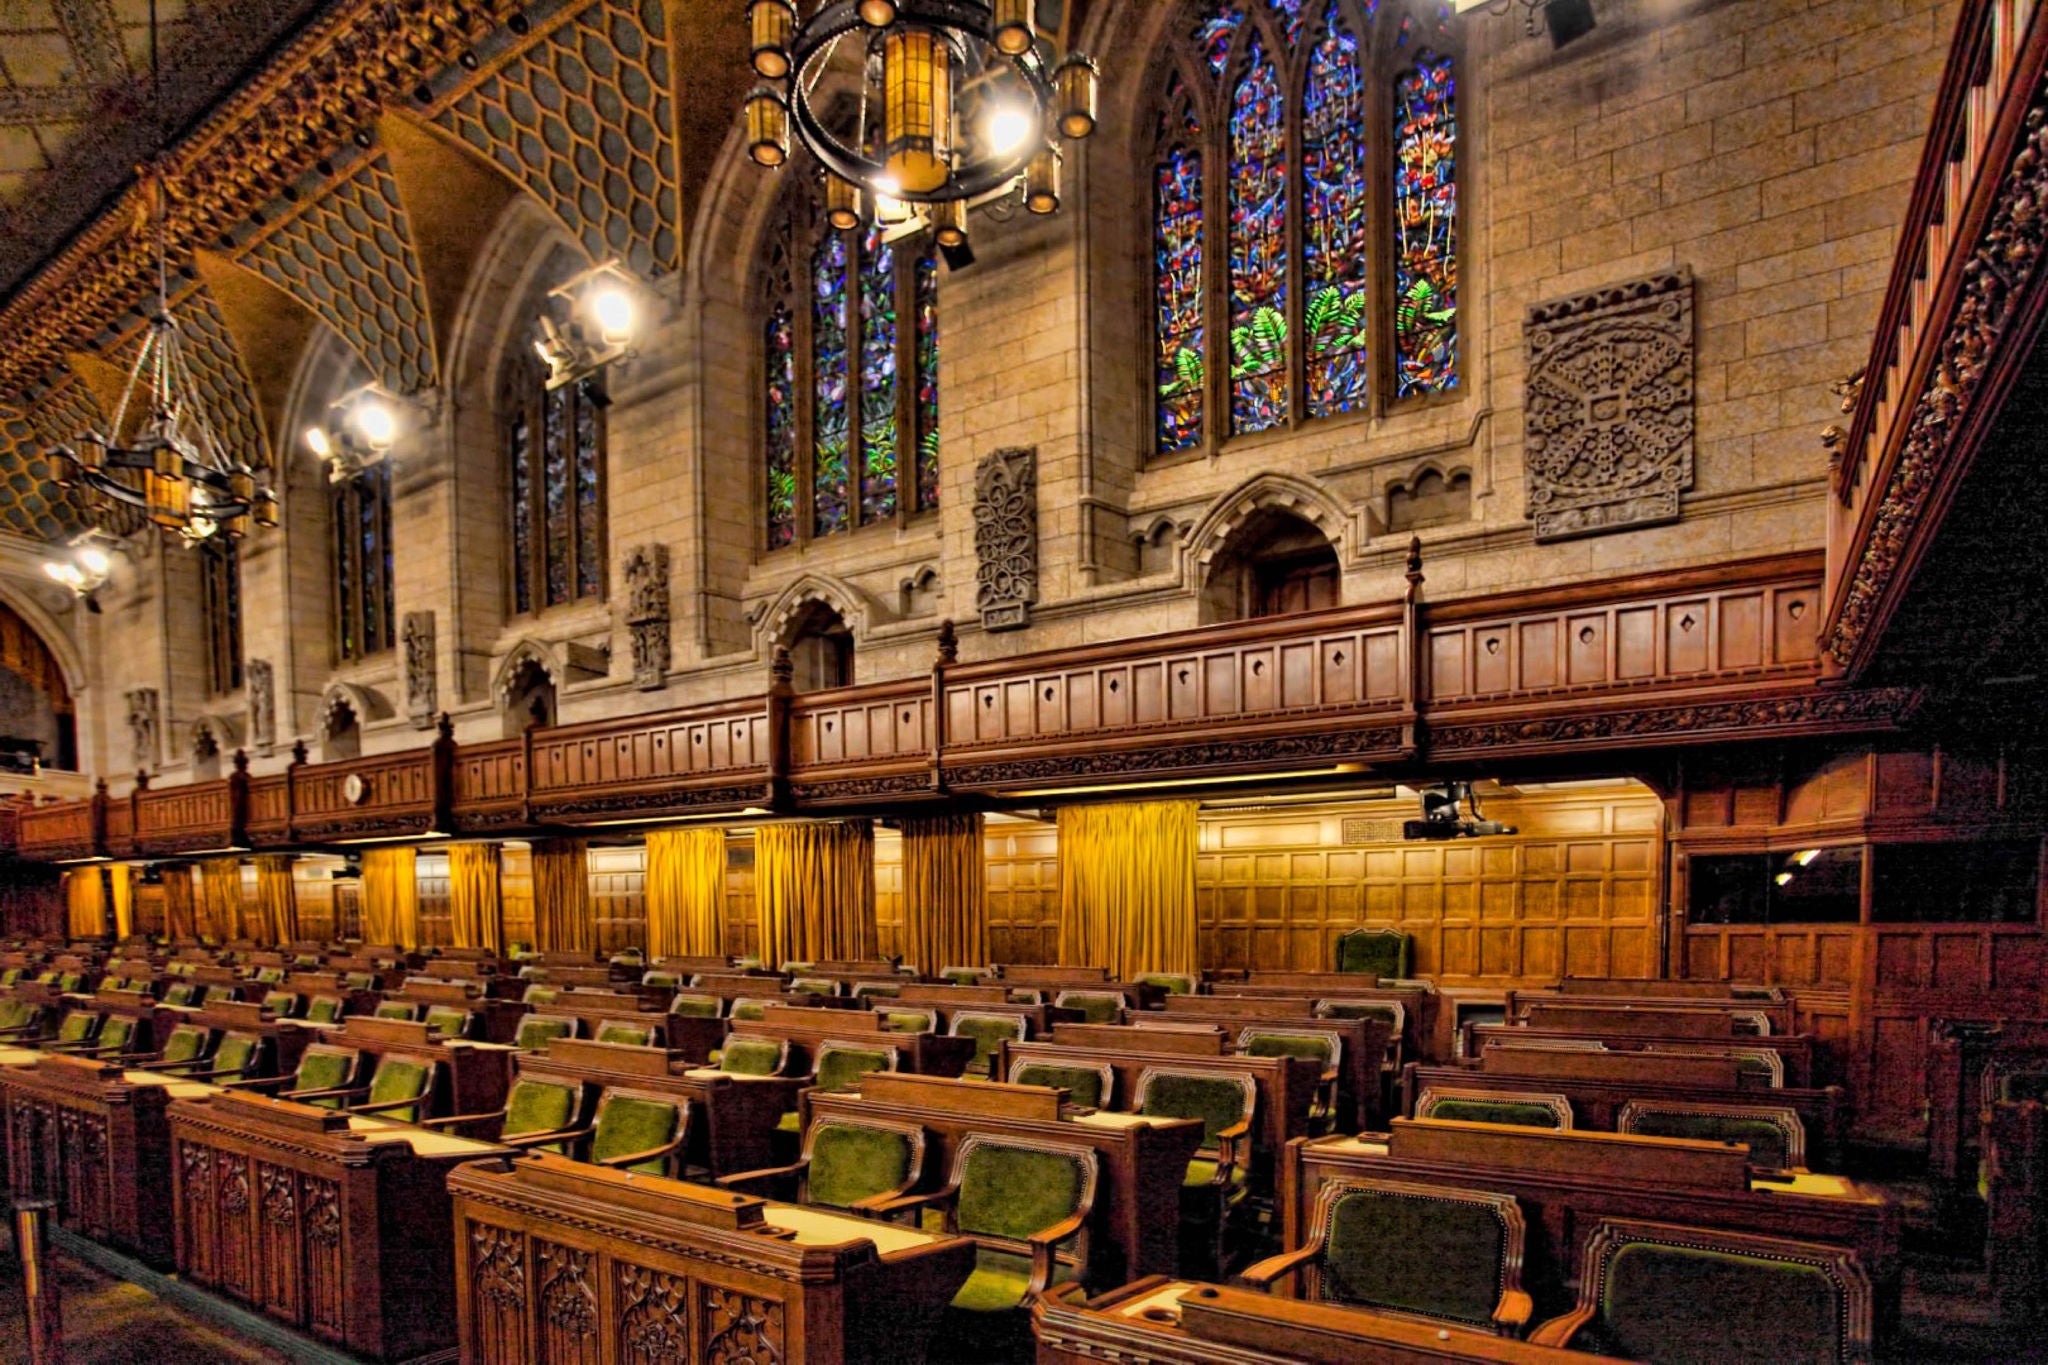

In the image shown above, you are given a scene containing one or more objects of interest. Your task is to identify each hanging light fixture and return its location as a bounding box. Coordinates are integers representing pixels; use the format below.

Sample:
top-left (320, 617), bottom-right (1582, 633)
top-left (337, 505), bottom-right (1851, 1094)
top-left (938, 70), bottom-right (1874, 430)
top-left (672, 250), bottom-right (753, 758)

top-left (747, 0), bottom-right (1100, 261)
top-left (49, 0), bottom-right (273, 546)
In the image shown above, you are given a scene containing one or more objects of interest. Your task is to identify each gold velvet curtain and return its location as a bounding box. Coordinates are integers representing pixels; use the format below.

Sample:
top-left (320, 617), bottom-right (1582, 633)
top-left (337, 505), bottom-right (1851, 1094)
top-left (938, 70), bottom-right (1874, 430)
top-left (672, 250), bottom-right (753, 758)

top-left (756, 820), bottom-right (876, 968)
top-left (162, 864), bottom-right (197, 940)
top-left (901, 813), bottom-right (986, 974)
top-left (532, 838), bottom-right (593, 954)
top-left (255, 855), bottom-right (298, 946)
top-left (448, 843), bottom-right (505, 953)
top-left (645, 829), bottom-right (726, 959)
top-left (198, 859), bottom-right (245, 943)
top-left (65, 867), bottom-right (105, 938)
top-left (359, 847), bottom-right (420, 951)
top-left (109, 864), bottom-right (135, 939)
top-left (1056, 801), bottom-right (1199, 977)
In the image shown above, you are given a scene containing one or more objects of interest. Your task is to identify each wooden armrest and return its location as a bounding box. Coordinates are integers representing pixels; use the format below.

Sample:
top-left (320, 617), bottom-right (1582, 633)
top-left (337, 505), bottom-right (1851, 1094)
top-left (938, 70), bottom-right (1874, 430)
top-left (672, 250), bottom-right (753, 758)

top-left (1238, 1245), bottom-right (1317, 1289)
top-left (285, 1084), bottom-right (371, 1103)
top-left (594, 1135), bottom-right (687, 1171)
top-left (217, 1075), bottom-right (293, 1092)
top-left (1029, 1213), bottom-right (1090, 1297)
top-left (1527, 1306), bottom-right (1594, 1348)
top-left (501, 1126), bottom-right (588, 1149)
top-left (417, 1109), bottom-right (508, 1133)
top-left (870, 1182), bottom-right (958, 1222)
top-left (716, 1161), bottom-right (807, 1197)
top-left (350, 1094), bottom-right (433, 1116)
top-left (846, 1177), bottom-right (923, 1214)
top-left (1492, 1288), bottom-right (1534, 1336)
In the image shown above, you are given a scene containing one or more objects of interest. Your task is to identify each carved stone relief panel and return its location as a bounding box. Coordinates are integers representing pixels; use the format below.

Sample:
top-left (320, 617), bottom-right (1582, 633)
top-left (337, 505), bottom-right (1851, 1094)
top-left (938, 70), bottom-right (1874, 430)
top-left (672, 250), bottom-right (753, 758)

top-left (622, 544), bottom-right (671, 690)
top-left (1524, 267), bottom-right (1695, 541)
top-left (403, 612), bottom-right (436, 728)
top-left (125, 688), bottom-right (159, 773)
top-left (974, 446), bottom-right (1037, 632)
top-left (246, 659), bottom-right (275, 756)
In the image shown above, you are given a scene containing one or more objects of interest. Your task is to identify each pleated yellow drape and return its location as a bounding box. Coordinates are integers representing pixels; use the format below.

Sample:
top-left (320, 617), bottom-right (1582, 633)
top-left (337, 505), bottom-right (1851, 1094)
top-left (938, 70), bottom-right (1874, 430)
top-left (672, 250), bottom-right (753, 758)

top-left (65, 868), bottom-right (105, 938)
top-left (448, 843), bottom-right (505, 953)
top-left (1057, 801), bottom-right (1199, 977)
top-left (162, 865), bottom-right (198, 940)
top-left (645, 829), bottom-right (726, 959)
top-left (198, 859), bottom-right (244, 943)
top-left (531, 839), bottom-right (593, 954)
top-left (902, 813), bottom-right (987, 974)
top-left (359, 848), bottom-right (420, 951)
top-left (755, 821), bottom-right (876, 968)
top-left (255, 855), bottom-right (298, 946)
top-left (109, 864), bottom-right (135, 939)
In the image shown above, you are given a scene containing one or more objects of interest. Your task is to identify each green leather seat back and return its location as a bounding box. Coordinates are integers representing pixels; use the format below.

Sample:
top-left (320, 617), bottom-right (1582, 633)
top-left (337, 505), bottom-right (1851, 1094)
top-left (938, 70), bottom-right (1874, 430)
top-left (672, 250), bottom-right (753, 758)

top-left (956, 1142), bottom-right (1089, 1242)
top-left (373, 1001), bottom-right (418, 1022)
top-left (1426, 1097), bottom-right (1565, 1130)
top-left (730, 999), bottom-right (769, 1021)
top-left (807, 1122), bottom-right (914, 1210)
top-left (253, 967), bottom-right (284, 984)
top-left (1136, 973), bottom-right (1196, 995)
top-left (951, 1013), bottom-right (1025, 1075)
top-left (939, 968), bottom-right (987, 986)
top-left (424, 1006), bottom-right (471, 1039)
top-left (1244, 1032), bottom-right (1334, 1065)
top-left (0, 968), bottom-right (17, 986)
top-left (1014, 1062), bottom-right (1109, 1109)
top-left (98, 1016), bottom-right (135, 1052)
top-left (1334, 929), bottom-right (1410, 978)
top-left (883, 1010), bottom-right (935, 1033)
top-left (1006, 988), bottom-right (1044, 1005)
top-left (161, 1026), bottom-right (206, 1065)
top-left (668, 994), bottom-right (721, 1018)
top-left (56, 974), bottom-right (82, 992)
top-left (1320, 1186), bottom-right (1508, 1327)
top-left (522, 985), bottom-right (560, 1005)
top-left (211, 1034), bottom-right (260, 1082)
top-left (364, 1057), bottom-right (433, 1122)
top-left (852, 982), bottom-right (901, 1001)
top-left (515, 1016), bottom-right (574, 1051)
top-left (294, 1048), bottom-right (358, 1108)
top-left (56, 1011), bottom-right (99, 1043)
top-left (1139, 1073), bottom-right (1251, 1148)
top-left (163, 983), bottom-right (203, 1007)
top-left (641, 972), bottom-right (677, 990)
top-left (0, 1000), bottom-right (29, 1028)
top-left (789, 978), bottom-right (836, 997)
top-left (1057, 992), bottom-right (1122, 1024)
top-left (719, 1038), bottom-right (784, 1076)
top-left (262, 992), bottom-right (298, 1017)
top-left (1628, 1111), bottom-right (1791, 1170)
top-left (503, 1079), bottom-right (578, 1152)
top-left (1590, 1241), bottom-right (1845, 1365)
top-left (591, 1095), bottom-right (681, 1175)
top-left (815, 1045), bottom-right (893, 1093)
top-left (343, 972), bottom-right (376, 990)
top-left (306, 996), bottom-right (344, 1024)
top-left (595, 1019), bottom-right (655, 1047)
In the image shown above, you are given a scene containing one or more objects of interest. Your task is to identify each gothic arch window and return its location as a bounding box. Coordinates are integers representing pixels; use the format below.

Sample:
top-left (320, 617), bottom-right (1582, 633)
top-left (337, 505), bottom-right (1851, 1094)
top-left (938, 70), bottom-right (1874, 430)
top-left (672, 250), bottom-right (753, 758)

top-left (332, 463), bottom-right (395, 662)
top-left (762, 182), bottom-right (941, 550)
top-left (503, 334), bottom-right (607, 615)
top-left (1151, 0), bottom-right (1459, 457)
top-left (199, 539), bottom-right (242, 696)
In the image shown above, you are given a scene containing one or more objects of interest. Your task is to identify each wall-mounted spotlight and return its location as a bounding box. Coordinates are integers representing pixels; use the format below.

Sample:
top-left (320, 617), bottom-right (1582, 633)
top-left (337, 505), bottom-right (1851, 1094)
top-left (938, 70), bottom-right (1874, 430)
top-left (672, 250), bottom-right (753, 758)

top-left (536, 259), bottom-right (645, 392)
top-left (41, 532), bottom-right (126, 612)
top-left (306, 383), bottom-right (409, 483)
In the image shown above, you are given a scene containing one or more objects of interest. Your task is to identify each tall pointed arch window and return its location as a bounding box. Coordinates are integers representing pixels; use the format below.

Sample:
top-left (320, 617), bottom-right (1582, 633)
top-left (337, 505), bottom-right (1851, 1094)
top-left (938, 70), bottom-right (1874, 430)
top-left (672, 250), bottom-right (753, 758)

top-left (200, 539), bottom-right (242, 697)
top-left (331, 462), bottom-right (394, 662)
top-left (503, 339), bottom-right (607, 615)
top-left (762, 185), bottom-right (941, 550)
top-left (1152, 0), bottom-right (1459, 457)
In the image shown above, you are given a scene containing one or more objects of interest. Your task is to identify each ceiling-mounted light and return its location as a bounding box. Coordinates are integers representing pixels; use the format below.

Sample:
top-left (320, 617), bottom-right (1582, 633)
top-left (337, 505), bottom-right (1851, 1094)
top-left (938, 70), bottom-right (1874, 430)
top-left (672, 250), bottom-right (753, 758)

top-left (1025, 147), bottom-right (1061, 215)
top-left (990, 0), bottom-right (1035, 55)
top-left (824, 173), bottom-right (863, 231)
top-left (1055, 55), bottom-right (1099, 139)
top-left (930, 198), bottom-right (968, 248)
top-left (749, 0), bottom-right (796, 78)
top-left (310, 383), bottom-right (411, 482)
top-left (857, 0), bottom-right (898, 27)
top-left (746, 86), bottom-right (790, 168)
top-left (536, 259), bottom-right (646, 391)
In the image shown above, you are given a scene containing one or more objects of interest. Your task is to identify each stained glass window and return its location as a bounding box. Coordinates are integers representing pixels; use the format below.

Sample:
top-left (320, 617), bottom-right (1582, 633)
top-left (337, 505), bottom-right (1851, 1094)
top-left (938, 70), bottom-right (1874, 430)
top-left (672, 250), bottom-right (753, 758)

top-left (1228, 39), bottom-right (1288, 435)
top-left (1394, 51), bottom-right (1456, 397)
top-left (859, 226), bottom-right (899, 524)
top-left (542, 386), bottom-right (570, 606)
top-left (503, 317), bottom-right (607, 614)
top-left (575, 395), bottom-right (602, 599)
top-left (812, 231), bottom-right (851, 537)
top-left (331, 463), bottom-right (393, 662)
top-left (915, 250), bottom-right (941, 512)
top-left (200, 539), bottom-right (241, 697)
top-left (766, 301), bottom-right (797, 548)
top-left (509, 405), bottom-right (533, 613)
top-left (1152, 1), bottom-right (1460, 454)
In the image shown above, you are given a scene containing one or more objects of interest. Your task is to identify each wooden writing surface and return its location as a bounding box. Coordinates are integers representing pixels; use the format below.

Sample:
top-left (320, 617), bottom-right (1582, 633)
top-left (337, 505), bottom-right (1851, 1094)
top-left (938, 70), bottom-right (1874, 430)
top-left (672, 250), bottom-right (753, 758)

top-left (1052, 1022), bottom-right (1229, 1054)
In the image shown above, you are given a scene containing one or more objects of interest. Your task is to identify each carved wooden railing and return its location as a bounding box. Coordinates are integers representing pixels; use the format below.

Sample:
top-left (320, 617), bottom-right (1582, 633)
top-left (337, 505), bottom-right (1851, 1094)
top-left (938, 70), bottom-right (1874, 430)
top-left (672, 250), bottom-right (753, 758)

top-left (10, 554), bottom-right (1918, 861)
top-left (1824, 0), bottom-right (2048, 672)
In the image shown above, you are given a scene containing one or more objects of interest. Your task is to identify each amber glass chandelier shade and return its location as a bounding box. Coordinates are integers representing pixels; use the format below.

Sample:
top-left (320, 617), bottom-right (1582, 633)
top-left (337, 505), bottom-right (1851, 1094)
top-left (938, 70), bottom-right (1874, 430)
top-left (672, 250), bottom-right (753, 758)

top-left (883, 28), bottom-right (953, 195)
top-left (749, 0), bottom-right (795, 78)
top-left (1056, 56), bottom-right (1099, 139)
top-left (825, 173), bottom-right (863, 231)
top-left (747, 88), bottom-right (790, 167)
top-left (146, 471), bottom-right (190, 529)
top-left (1025, 148), bottom-right (1060, 214)
top-left (931, 198), bottom-right (968, 246)
top-left (991, 0), bottom-right (1034, 55)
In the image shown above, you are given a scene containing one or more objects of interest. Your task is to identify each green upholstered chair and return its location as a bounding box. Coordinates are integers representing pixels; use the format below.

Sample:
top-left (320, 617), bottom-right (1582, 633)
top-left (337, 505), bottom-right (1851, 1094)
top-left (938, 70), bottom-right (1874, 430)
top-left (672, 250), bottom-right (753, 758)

top-left (373, 1000), bottom-right (419, 1022)
top-left (424, 1005), bottom-right (473, 1040)
top-left (1133, 1067), bottom-right (1257, 1272)
top-left (582, 1087), bottom-right (690, 1177)
top-left (1528, 1217), bottom-right (1875, 1364)
top-left (729, 997), bottom-right (773, 1022)
top-left (594, 1017), bottom-right (659, 1047)
top-left (895, 1135), bottom-right (1098, 1322)
top-left (851, 980), bottom-right (902, 1002)
top-left (881, 1008), bottom-right (936, 1033)
top-left (522, 985), bottom-right (560, 1004)
top-left (67, 1013), bottom-right (140, 1058)
top-left (940, 967), bottom-right (991, 986)
top-left (1006, 988), bottom-right (1045, 1005)
top-left (779, 1042), bottom-right (900, 1137)
top-left (47, 1009), bottom-right (103, 1048)
top-left (789, 977), bottom-right (837, 997)
top-left (950, 1011), bottom-right (1028, 1078)
top-left (53, 973), bottom-right (83, 993)
top-left (1053, 991), bottom-right (1122, 1025)
top-left (161, 982), bottom-right (206, 1008)
top-left (717, 1036), bottom-right (790, 1077)
top-left (183, 1032), bottom-right (270, 1084)
top-left (1416, 1088), bottom-right (1572, 1131)
top-left (0, 998), bottom-right (42, 1038)
top-left (1008, 1058), bottom-right (1115, 1110)
top-left (1334, 928), bottom-right (1410, 979)
top-left (1136, 973), bottom-right (1197, 996)
top-left (514, 1015), bottom-right (576, 1052)
top-left (1617, 1100), bottom-right (1806, 1171)
top-left (351, 1055), bottom-right (441, 1121)
top-left (719, 1117), bottom-right (927, 1213)
top-left (1315, 997), bottom-right (1404, 1042)
top-left (1241, 1176), bottom-right (1533, 1336)
top-left (342, 972), bottom-right (377, 990)
top-left (305, 994), bottom-right (345, 1024)
top-left (1239, 1027), bottom-right (1344, 1134)
top-left (137, 1023), bottom-right (213, 1069)
top-left (261, 991), bottom-right (301, 1018)
top-left (251, 967), bottom-right (285, 984)
top-left (641, 971), bottom-right (678, 991)
top-left (424, 1077), bottom-right (588, 1153)
top-left (668, 993), bottom-right (722, 1019)
top-left (778, 961), bottom-right (815, 975)
top-left (247, 1045), bottom-right (364, 1108)
top-left (0, 967), bottom-right (18, 986)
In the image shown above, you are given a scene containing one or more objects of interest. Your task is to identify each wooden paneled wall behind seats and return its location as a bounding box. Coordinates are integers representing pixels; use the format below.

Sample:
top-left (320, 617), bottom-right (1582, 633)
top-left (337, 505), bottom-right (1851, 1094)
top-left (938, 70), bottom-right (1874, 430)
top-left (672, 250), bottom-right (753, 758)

top-left (1674, 740), bottom-right (2048, 1148)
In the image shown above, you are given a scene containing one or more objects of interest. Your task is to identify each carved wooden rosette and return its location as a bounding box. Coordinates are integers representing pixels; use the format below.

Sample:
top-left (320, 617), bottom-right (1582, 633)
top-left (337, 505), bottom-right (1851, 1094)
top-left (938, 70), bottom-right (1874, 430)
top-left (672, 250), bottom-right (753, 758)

top-left (1524, 268), bottom-right (1696, 542)
top-left (973, 446), bottom-right (1038, 631)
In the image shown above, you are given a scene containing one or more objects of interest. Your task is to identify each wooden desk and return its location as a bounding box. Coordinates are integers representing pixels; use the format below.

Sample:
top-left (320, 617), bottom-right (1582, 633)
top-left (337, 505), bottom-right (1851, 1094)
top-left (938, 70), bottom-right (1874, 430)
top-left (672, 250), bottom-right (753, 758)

top-left (384, 980), bottom-right (528, 1044)
top-left (1203, 980), bottom-right (1439, 1063)
top-left (449, 1151), bottom-right (974, 1364)
top-left (809, 1072), bottom-right (1201, 1283)
top-left (1132, 1010), bottom-right (1392, 1131)
top-left (1511, 994), bottom-right (1795, 1037)
top-left (534, 1037), bottom-right (801, 1176)
top-left (167, 1090), bottom-right (507, 1360)
top-left (1034, 1279), bottom-right (1611, 1364)
top-left (1465, 1023), bottom-right (1816, 1087)
top-left (742, 1006), bottom-right (978, 1077)
top-left (284, 1016), bottom-right (514, 1119)
top-left (874, 987), bottom-right (1067, 1038)
top-left (1282, 1120), bottom-right (1898, 1331)
top-left (1928, 1019), bottom-right (2048, 1183)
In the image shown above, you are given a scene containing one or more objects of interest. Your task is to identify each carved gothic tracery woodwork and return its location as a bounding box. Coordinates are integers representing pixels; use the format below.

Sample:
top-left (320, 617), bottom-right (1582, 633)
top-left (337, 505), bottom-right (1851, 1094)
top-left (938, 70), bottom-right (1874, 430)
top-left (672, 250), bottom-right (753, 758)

top-left (973, 446), bottom-right (1037, 632)
top-left (1523, 267), bottom-right (1695, 542)
top-left (623, 543), bottom-right (671, 690)
top-left (403, 611), bottom-right (437, 728)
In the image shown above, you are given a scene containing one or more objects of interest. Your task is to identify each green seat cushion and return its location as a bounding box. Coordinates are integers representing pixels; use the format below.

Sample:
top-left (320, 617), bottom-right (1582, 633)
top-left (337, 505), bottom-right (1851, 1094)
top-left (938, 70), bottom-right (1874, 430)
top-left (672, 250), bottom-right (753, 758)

top-left (950, 1247), bottom-right (1079, 1314)
top-left (0, 968), bottom-right (17, 986)
top-left (940, 968), bottom-right (987, 986)
top-left (262, 992), bottom-right (298, 1016)
top-left (1058, 993), bottom-right (1121, 1024)
top-left (523, 986), bottom-right (560, 1005)
top-left (294, 1048), bottom-right (357, 1104)
top-left (373, 1001), bottom-right (417, 1021)
top-left (161, 1027), bottom-right (206, 1065)
top-left (253, 968), bottom-right (284, 984)
top-left (1136, 974), bottom-right (1195, 995)
top-left (343, 973), bottom-right (376, 990)
top-left (1139, 1074), bottom-right (1250, 1146)
top-left (883, 1011), bottom-right (935, 1033)
top-left (365, 1058), bottom-right (431, 1121)
top-left (719, 1038), bottom-right (784, 1076)
top-left (852, 982), bottom-right (901, 1000)
top-left (1335, 930), bottom-right (1409, 978)
top-left (1591, 1242), bottom-right (1844, 1365)
top-left (98, 1017), bottom-right (134, 1050)
top-left (163, 984), bottom-right (202, 1007)
top-left (1244, 1033), bottom-right (1333, 1064)
top-left (789, 979), bottom-right (836, 996)
top-left (1181, 1158), bottom-right (1252, 1192)
top-left (424, 1006), bottom-right (471, 1039)
top-left (1014, 1063), bottom-right (1108, 1108)
top-left (1319, 1187), bottom-right (1507, 1326)
top-left (591, 1096), bottom-right (680, 1174)
top-left (211, 1035), bottom-right (259, 1082)
top-left (503, 1080), bottom-right (578, 1152)
top-left (957, 1143), bottom-right (1088, 1242)
top-left (55, 974), bottom-right (81, 992)
top-left (952, 1015), bottom-right (1024, 1075)
top-left (515, 1017), bottom-right (574, 1051)
top-left (56, 1012), bottom-right (98, 1043)
top-left (731, 1000), bottom-right (769, 1021)
top-left (1427, 1098), bottom-right (1564, 1130)
top-left (306, 996), bottom-right (344, 1024)
top-left (669, 994), bottom-right (721, 1019)
top-left (776, 1110), bottom-right (803, 1133)
top-left (1628, 1112), bottom-right (1790, 1170)
top-left (595, 1020), bottom-right (655, 1046)
top-left (816, 1046), bottom-right (892, 1093)
top-left (807, 1123), bottom-right (914, 1210)
top-left (641, 973), bottom-right (677, 990)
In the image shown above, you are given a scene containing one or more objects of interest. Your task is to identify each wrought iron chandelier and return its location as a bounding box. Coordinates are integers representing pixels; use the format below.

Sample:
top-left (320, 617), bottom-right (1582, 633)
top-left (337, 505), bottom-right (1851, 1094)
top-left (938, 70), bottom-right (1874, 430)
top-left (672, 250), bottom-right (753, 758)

top-left (744, 0), bottom-right (1099, 256)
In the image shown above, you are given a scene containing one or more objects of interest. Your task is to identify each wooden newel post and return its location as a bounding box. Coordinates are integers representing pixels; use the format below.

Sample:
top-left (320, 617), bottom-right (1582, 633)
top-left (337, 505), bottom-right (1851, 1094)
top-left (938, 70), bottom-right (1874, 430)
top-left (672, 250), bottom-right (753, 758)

top-left (13, 1197), bottom-right (63, 1364)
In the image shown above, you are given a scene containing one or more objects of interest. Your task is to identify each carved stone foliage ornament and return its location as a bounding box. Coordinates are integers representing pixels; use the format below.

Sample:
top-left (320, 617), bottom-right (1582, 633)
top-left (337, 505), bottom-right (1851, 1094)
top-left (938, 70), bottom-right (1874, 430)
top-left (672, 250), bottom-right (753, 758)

top-left (403, 612), bottom-right (436, 729)
top-left (973, 446), bottom-right (1038, 631)
top-left (1523, 268), bottom-right (1695, 541)
top-left (246, 659), bottom-right (275, 755)
top-left (622, 543), bottom-right (671, 690)
top-left (125, 688), bottom-right (159, 772)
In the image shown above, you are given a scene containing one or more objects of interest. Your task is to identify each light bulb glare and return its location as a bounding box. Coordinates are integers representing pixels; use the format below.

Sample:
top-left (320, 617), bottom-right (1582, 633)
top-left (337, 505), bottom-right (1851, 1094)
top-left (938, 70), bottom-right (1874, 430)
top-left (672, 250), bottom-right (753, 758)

top-left (987, 105), bottom-right (1036, 157)
top-left (305, 426), bottom-right (332, 458)
top-left (79, 547), bottom-right (110, 576)
top-left (354, 401), bottom-right (397, 449)
top-left (591, 286), bottom-right (635, 345)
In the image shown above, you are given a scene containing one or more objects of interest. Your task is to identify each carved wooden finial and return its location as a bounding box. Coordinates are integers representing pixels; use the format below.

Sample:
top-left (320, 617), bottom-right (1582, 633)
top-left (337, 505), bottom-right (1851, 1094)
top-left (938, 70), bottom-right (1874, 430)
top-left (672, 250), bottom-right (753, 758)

top-left (93, 777), bottom-right (108, 797)
top-left (134, 769), bottom-right (149, 791)
top-left (936, 618), bottom-right (958, 665)
top-left (770, 646), bottom-right (793, 686)
top-left (437, 711), bottom-right (455, 742)
top-left (290, 739), bottom-right (309, 766)
top-left (232, 749), bottom-right (249, 775)
top-left (1405, 535), bottom-right (1425, 588)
